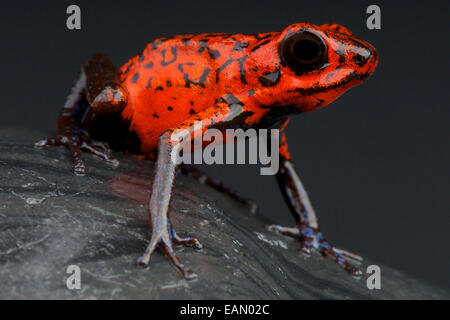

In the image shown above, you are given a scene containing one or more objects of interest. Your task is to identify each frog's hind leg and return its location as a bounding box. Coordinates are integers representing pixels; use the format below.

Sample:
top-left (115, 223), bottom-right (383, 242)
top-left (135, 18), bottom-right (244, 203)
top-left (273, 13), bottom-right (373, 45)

top-left (35, 54), bottom-right (126, 175)
top-left (266, 224), bottom-right (363, 263)
top-left (180, 164), bottom-right (258, 214)
top-left (267, 132), bottom-right (363, 276)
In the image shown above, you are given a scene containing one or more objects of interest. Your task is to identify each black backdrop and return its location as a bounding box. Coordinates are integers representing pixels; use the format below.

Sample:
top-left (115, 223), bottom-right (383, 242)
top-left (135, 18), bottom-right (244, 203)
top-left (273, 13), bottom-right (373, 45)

top-left (1, 0), bottom-right (449, 291)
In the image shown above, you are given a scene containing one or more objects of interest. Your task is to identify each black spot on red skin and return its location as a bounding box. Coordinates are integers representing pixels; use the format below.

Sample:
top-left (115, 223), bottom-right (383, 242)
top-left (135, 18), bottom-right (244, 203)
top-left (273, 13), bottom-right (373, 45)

top-left (335, 48), bottom-right (346, 64)
top-left (153, 113), bottom-right (159, 118)
top-left (216, 56), bottom-right (248, 84)
top-left (248, 90), bottom-right (255, 96)
top-left (251, 39), bottom-right (271, 52)
top-left (211, 50), bottom-right (220, 59)
top-left (189, 108), bottom-right (196, 115)
top-left (138, 54), bottom-right (145, 62)
top-left (254, 33), bottom-right (273, 41)
top-left (190, 101), bottom-right (194, 106)
top-left (131, 72), bottom-right (140, 83)
top-left (161, 47), bottom-right (177, 66)
top-left (219, 94), bottom-right (243, 106)
top-left (167, 106), bottom-right (173, 111)
top-left (220, 34), bottom-right (234, 40)
top-left (184, 68), bottom-right (211, 88)
top-left (145, 61), bottom-right (154, 69)
top-left (145, 77), bottom-right (154, 89)
top-left (166, 80), bottom-right (172, 87)
top-left (233, 42), bottom-right (249, 51)
top-left (258, 68), bottom-right (281, 87)
top-left (178, 62), bottom-right (194, 73)
top-left (151, 39), bottom-right (165, 50)
top-left (200, 33), bottom-right (227, 40)
top-left (314, 97), bottom-right (325, 107)
top-left (198, 41), bottom-right (220, 59)
top-left (155, 86), bottom-right (164, 91)
top-left (122, 63), bottom-right (133, 75)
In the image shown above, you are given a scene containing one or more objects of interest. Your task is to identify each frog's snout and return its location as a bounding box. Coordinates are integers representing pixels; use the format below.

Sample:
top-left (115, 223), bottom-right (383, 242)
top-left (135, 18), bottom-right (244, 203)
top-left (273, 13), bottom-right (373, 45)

top-left (369, 45), bottom-right (379, 71)
top-left (358, 41), bottom-right (379, 75)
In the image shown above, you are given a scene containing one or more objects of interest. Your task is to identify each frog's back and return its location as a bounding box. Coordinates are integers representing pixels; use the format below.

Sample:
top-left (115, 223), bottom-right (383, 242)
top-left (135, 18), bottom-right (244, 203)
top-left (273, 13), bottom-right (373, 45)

top-left (117, 32), bottom-right (278, 154)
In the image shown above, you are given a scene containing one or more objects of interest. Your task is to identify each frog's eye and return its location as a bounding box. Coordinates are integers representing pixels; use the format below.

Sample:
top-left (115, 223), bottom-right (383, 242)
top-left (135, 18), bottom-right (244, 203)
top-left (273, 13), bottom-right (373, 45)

top-left (278, 31), bottom-right (328, 74)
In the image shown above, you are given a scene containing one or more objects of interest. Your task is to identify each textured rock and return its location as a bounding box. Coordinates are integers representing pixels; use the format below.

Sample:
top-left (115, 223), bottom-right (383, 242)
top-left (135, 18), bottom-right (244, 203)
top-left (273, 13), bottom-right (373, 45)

top-left (0, 128), bottom-right (448, 299)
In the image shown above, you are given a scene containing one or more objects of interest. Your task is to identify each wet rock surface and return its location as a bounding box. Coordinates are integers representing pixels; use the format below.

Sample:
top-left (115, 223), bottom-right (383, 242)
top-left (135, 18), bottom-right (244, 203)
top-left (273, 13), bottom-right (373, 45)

top-left (0, 128), bottom-right (448, 299)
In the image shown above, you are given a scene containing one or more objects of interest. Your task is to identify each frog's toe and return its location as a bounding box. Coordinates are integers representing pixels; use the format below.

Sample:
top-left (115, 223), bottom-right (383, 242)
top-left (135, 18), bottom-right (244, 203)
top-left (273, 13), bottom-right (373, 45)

top-left (73, 160), bottom-right (87, 176)
top-left (320, 245), bottom-right (363, 277)
top-left (266, 224), bottom-right (300, 237)
top-left (81, 140), bottom-right (119, 167)
top-left (35, 137), bottom-right (63, 147)
top-left (162, 242), bottom-right (198, 280)
top-left (267, 223), bottom-right (363, 276)
top-left (138, 231), bottom-right (199, 280)
top-left (173, 234), bottom-right (203, 250)
top-left (35, 134), bottom-right (119, 175)
top-left (35, 135), bottom-right (86, 175)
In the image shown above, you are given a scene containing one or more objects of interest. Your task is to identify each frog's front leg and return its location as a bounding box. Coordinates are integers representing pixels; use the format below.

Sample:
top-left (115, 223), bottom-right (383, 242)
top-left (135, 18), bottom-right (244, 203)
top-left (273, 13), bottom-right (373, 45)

top-left (137, 101), bottom-right (244, 279)
top-left (136, 131), bottom-right (201, 280)
top-left (35, 54), bottom-right (125, 175)
top-left (267, 133), bottom-right (363, 276)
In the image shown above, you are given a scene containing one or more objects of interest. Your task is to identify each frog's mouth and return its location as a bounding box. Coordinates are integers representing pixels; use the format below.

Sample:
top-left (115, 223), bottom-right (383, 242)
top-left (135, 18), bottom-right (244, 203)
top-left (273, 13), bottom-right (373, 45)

top-left (289, 71), bottom-right (370, 95)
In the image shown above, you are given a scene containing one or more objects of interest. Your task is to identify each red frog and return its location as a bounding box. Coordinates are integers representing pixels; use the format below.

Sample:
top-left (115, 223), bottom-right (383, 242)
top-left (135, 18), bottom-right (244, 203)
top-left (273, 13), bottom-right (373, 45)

top-left (36, 23), bottom-right (379, 279)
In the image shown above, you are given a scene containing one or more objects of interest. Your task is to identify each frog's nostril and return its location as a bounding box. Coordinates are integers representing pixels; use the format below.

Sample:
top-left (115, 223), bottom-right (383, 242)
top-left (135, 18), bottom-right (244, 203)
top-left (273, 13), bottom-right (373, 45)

top-left (353, 54), bottom-right (368, 67)
top-left (353, 45), bottom-right (374, 67)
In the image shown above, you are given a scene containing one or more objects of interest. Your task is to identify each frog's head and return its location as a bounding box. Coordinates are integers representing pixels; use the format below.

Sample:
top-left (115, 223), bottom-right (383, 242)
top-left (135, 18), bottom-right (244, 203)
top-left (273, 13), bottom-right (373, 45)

top-left (258, 23), bottom-right (379, 112)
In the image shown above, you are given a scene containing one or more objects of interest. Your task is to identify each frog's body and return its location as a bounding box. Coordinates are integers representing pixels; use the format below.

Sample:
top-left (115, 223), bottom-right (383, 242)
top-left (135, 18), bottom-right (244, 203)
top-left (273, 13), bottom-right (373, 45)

top-left (37, 23), bottom-right (378, 279)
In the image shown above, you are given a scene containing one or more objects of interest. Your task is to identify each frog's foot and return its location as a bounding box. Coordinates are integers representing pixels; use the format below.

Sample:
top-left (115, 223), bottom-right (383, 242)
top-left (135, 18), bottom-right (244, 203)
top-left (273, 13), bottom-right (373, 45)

top-left (266, 224), bottom-right (363, 276)
top-left (137, 223), bottom-right (202, 280)
top-left (35, 134), bottom-right (119, 176)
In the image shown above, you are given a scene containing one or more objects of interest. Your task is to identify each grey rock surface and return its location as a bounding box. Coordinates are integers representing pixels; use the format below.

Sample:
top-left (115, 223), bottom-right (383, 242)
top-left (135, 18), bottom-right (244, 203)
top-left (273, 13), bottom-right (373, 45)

top-left (0, 127), bottom-right (448, 299)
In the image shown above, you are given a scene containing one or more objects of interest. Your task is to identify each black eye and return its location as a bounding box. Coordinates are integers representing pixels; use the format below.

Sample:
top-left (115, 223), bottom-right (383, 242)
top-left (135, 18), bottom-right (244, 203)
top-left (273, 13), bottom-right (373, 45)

top-left (293, 39), bottom-right (321, 62)
top-left (278, 31), bottom-right (328, 74)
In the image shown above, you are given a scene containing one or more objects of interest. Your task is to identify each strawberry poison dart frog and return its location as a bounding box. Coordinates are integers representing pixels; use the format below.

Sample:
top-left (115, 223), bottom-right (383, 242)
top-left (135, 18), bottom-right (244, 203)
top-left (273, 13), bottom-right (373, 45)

top-left (36, 23), bottom-right (378, 279)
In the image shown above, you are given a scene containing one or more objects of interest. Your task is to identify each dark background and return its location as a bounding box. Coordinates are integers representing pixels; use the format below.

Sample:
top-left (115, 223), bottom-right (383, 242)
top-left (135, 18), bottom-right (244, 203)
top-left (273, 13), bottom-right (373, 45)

top-left (1, 0), bottom-right (449, 291)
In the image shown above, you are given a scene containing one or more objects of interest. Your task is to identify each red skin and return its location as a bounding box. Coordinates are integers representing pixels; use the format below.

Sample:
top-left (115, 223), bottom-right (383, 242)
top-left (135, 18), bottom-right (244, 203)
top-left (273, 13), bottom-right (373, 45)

top-left (118, 23), bottom-right (378, 156)
top-left (37, 23), bottom-right (379, 279)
